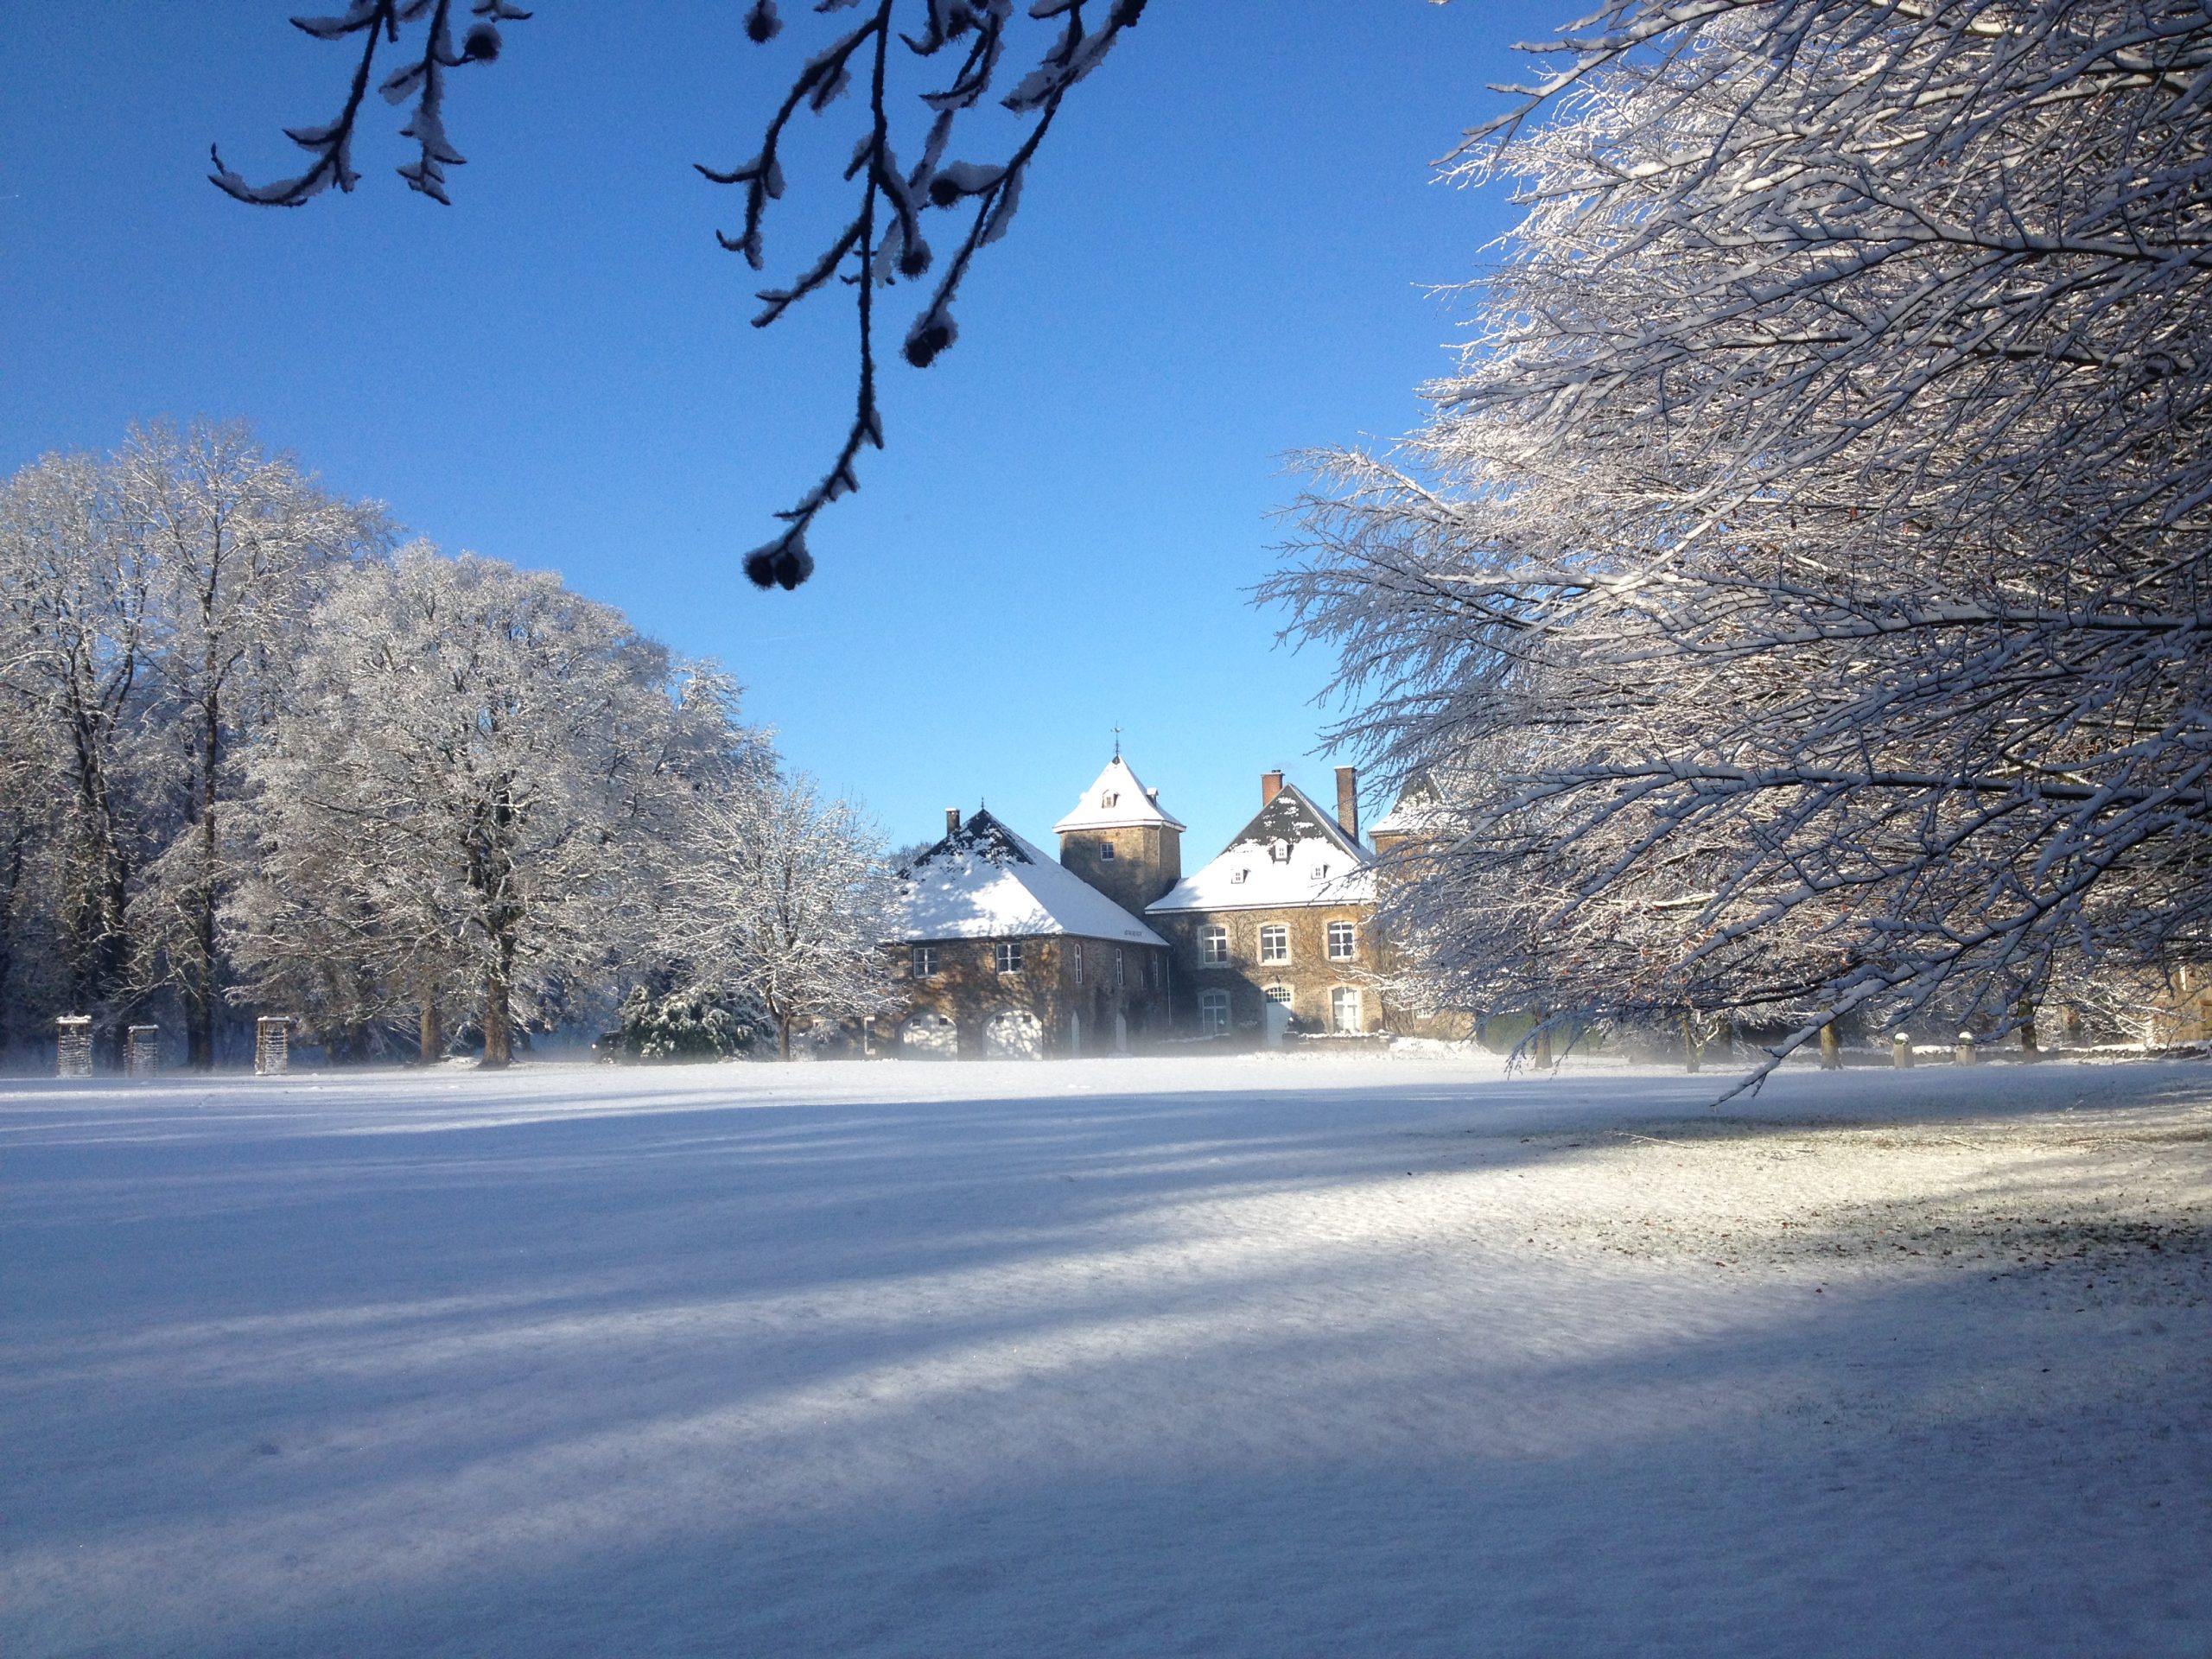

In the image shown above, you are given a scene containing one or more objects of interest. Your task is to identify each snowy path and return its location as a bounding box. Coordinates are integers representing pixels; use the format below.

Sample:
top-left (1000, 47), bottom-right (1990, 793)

top-left (3, 1055), bottom-right (2208, 1656)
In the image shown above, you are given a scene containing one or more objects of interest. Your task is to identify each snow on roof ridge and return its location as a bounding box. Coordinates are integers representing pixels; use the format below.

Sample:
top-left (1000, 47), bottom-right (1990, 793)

top-left (1052, 754), bottom-right (1187, 834)
top-left (1146, 780), bottom-right (1374, 914)
top-left (895, 808), bottom-right (1169, 946)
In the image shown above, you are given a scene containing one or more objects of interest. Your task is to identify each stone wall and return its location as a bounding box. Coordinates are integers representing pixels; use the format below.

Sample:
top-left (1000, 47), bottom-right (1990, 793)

top-left (1057, 823), bottom-right (1180, 916)
top-left (881, 934), bottom-right (1170, 1058)
top-left (1154, 905), bottom-right (1381, 1038)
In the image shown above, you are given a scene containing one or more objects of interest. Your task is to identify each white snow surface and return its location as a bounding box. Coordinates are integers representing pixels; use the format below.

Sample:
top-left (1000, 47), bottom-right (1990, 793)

top-left (1152, 781), bottom-right (1376, 913)
top-left (893, 814), bottom-right (1165, 946)
top-left (1050, 754), bottom-right (1186, 834)
top-left (4, 1053), bottom-right (2209, 1656)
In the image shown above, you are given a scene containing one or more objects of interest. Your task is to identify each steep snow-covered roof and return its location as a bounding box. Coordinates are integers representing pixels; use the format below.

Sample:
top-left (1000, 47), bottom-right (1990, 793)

top-left (1147, 783), bottom-right (1375, 914)
top-left (1051, 755), bottom-right (1186, 834)
top-left (1371, 773), bottom-right (1449, 838)
top-left (893, 809), bottom-right (1168, 946)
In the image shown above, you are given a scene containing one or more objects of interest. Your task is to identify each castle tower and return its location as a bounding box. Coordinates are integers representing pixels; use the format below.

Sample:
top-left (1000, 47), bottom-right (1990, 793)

top-left (1054, 753), bottom-right (1184, 915)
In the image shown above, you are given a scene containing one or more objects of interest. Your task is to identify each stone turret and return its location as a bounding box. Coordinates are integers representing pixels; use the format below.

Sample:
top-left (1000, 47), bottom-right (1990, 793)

top-left (1054, 754), bottom-right (1185, 915)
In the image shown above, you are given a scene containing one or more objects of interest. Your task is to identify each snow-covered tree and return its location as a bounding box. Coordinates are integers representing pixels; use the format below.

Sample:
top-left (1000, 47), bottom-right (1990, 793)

top-left (228, 546), bottom-right (750, 1065)
top-left (672, 770), bottom-right (897, 1059)
top-left (122, 421), bottom-right (387, 1066)
top-left (0, 450), bottom-right (162, 1047)
top-left (1269, 0), bottom-right (2212, 1083)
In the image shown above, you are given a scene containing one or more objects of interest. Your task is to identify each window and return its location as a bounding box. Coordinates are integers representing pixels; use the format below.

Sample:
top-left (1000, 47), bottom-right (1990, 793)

top-left (1326, 921), bottom-right (1356, 961)
top-left (1264, 985), bottom-right (1293, 1007)
top-left (1097, 842), bottom-right (1116, 861)
top-left (995, 941), bottom-right (1023, 975)
top-left (1199, 989), bottom-right (1231, 1035)
top-left (1312, 862), bottom-right (1332, 880)
top-left (1230, 868), bottom-right (1248, 885)
top-left (1199, 925), bottom-right (1229, 965)
top-left (1073, 944), bottom-right (1084, 986)
top-left (1115, 948), bottom-right (1125, 988)
top-left (911, 944), bottom-right (938, 977)
top-left (1331, 987), bottom-right (1363, 1033)
top-left (1268, 841), bottom-right (1292, 863)
top-left (1259, 925), bottom-right (1289, 963)
top-left (1100, 791), bottom-right (1118, 808)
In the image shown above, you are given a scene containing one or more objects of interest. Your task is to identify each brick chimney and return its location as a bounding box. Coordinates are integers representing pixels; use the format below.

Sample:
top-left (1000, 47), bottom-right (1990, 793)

top-left (1261, 769), bottom-right (1284, 806)
top-left (1335, 766), bottom-right (1360, 842)
top-left (945, 807), bottom-right (961, 834)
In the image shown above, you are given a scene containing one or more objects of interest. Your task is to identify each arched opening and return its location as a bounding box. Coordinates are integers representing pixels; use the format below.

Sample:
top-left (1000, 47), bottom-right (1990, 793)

top-left (982, 1008), bottom-right (1044, 1060)
top-left (901, 1011), bottom-right (958, 1059)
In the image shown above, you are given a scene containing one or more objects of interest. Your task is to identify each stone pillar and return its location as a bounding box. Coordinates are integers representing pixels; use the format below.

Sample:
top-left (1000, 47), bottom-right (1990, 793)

top-left (1819, 1022), bottom-right (1841, 1070)
top-left (1891, 1030), bottom-right (1914, 1069)
top-left (56, 1015), bottom-right (92, 1078)
top-left (255, 1015), bottom-right (293, 1077)
top-left (1955, 1030), bottom-right (1978, 1065)
top-left (126, 1025), bottom-right (160, 1079)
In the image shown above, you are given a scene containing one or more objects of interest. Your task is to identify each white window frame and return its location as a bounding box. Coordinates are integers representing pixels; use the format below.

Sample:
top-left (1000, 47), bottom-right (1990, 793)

top-left (911, 944), bottom-right (938, 977)
top-left (1330, 986), bottom-right (1363, 1033)
top-left (1097, 842), bottom-right (1116, 860)
top-left (995, 940), bottom-right (1024, 975)
top-left (1073, 944), bottom-right (1084, 986)
top-left (1264, 984), bottom-right (1293, 1008)
top-left (1199, 925), bottom-right (1230, 966)
top-left (1198, 988), bottom-right (1231, 1036)
top-left (1258, 924), bottom-right (1289, 964)
top-left (1326, 920), bottom-right (1356, 962)
top-left (1101, 791), bottom-right (1119, 808)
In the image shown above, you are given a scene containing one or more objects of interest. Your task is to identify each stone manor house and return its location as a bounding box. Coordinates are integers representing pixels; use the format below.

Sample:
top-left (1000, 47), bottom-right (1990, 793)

top-left (880, 754), bottom-right (1432, 1059)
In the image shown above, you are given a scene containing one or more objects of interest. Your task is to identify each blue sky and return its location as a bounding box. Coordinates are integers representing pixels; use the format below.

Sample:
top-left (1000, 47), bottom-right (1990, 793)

top-left (1, 2), bottom-right (1558, 858)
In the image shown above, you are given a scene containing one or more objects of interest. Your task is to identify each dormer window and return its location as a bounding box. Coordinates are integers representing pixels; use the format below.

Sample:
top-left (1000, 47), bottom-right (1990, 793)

top-left (1100, 791), bottom-right (1118, 808)
top-left (1230, 868), bottom-right (1248, 885)
top-left (1312, 863), bottom-right (1331, 880)
top-left (1268, 842), bottom-right (1291, 863)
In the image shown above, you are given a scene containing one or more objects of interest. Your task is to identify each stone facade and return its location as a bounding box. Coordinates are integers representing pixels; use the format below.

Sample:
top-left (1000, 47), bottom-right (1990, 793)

top-left (886, 931), bottom-right (1168, 1059)
top-left (1151, 903), bottom-right (1381, 1039)
top-left (1056, 822), bottom-right (1180, 918)
top-left (882, 758), bottom-right (1448, 1058)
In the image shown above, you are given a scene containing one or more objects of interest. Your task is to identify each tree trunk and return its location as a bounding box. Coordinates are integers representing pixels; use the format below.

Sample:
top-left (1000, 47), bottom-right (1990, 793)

top-left (778, 1014), bottom-right (792, 1061)
top-left (186, 677), bottom-right (221, 1070)
top-left (2061, 1004), bottom-right (2084, 1047)
top-left (1819, 1022), bottom-right (1841, 1070)
top-left (1530, 1014), bottom-right (1552, 1070)
top-left (2016, 997), bottom-right (2038, 1059)
top-left (1682, 1010), bottom-right (1701, 1073)
top-left (418, 993), bottom-right (443, 1065)
top-left (481, 964), bottom-right (512, 1068)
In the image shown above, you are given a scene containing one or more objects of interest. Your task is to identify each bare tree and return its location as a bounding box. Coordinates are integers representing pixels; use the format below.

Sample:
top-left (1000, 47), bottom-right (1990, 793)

top-left (229, 546), bottom-right (748, 1066)
top-left (673, 770), bottom-right (897, 1058)
top-left (0, 452), bottom-right (160, 1046)
top-left (1270, 0), bottom-right (2212, 1088)
top-left (210, 0), bottom-right (1147, 588)
top-left (123, 422), bottom-right (388, 1066)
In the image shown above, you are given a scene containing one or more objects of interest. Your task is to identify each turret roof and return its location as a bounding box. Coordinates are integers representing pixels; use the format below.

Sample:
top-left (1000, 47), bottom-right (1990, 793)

top-left (1052, 754), bottom-right (1185, 834)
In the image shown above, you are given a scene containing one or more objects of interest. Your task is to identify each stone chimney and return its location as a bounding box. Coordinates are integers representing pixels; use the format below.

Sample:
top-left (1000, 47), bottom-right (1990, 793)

top-left (1335, 766), bottom-right (1359, 842)
top-left (1262, 769), bottom-right (1284, 806)
top-left (945, 807), bottom-right (961, 834)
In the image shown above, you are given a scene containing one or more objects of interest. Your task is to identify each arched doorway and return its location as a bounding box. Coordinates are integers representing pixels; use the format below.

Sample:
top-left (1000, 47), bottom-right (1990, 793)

top-left (901, 1011), bottom-right (958, 1059)
top-left (983, 1008), bottom-right (1044, 1060)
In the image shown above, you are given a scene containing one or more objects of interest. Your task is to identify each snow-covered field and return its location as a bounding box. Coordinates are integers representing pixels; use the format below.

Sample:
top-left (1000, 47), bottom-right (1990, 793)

top-left (3, 1052), bottom-right (2208, 1657)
